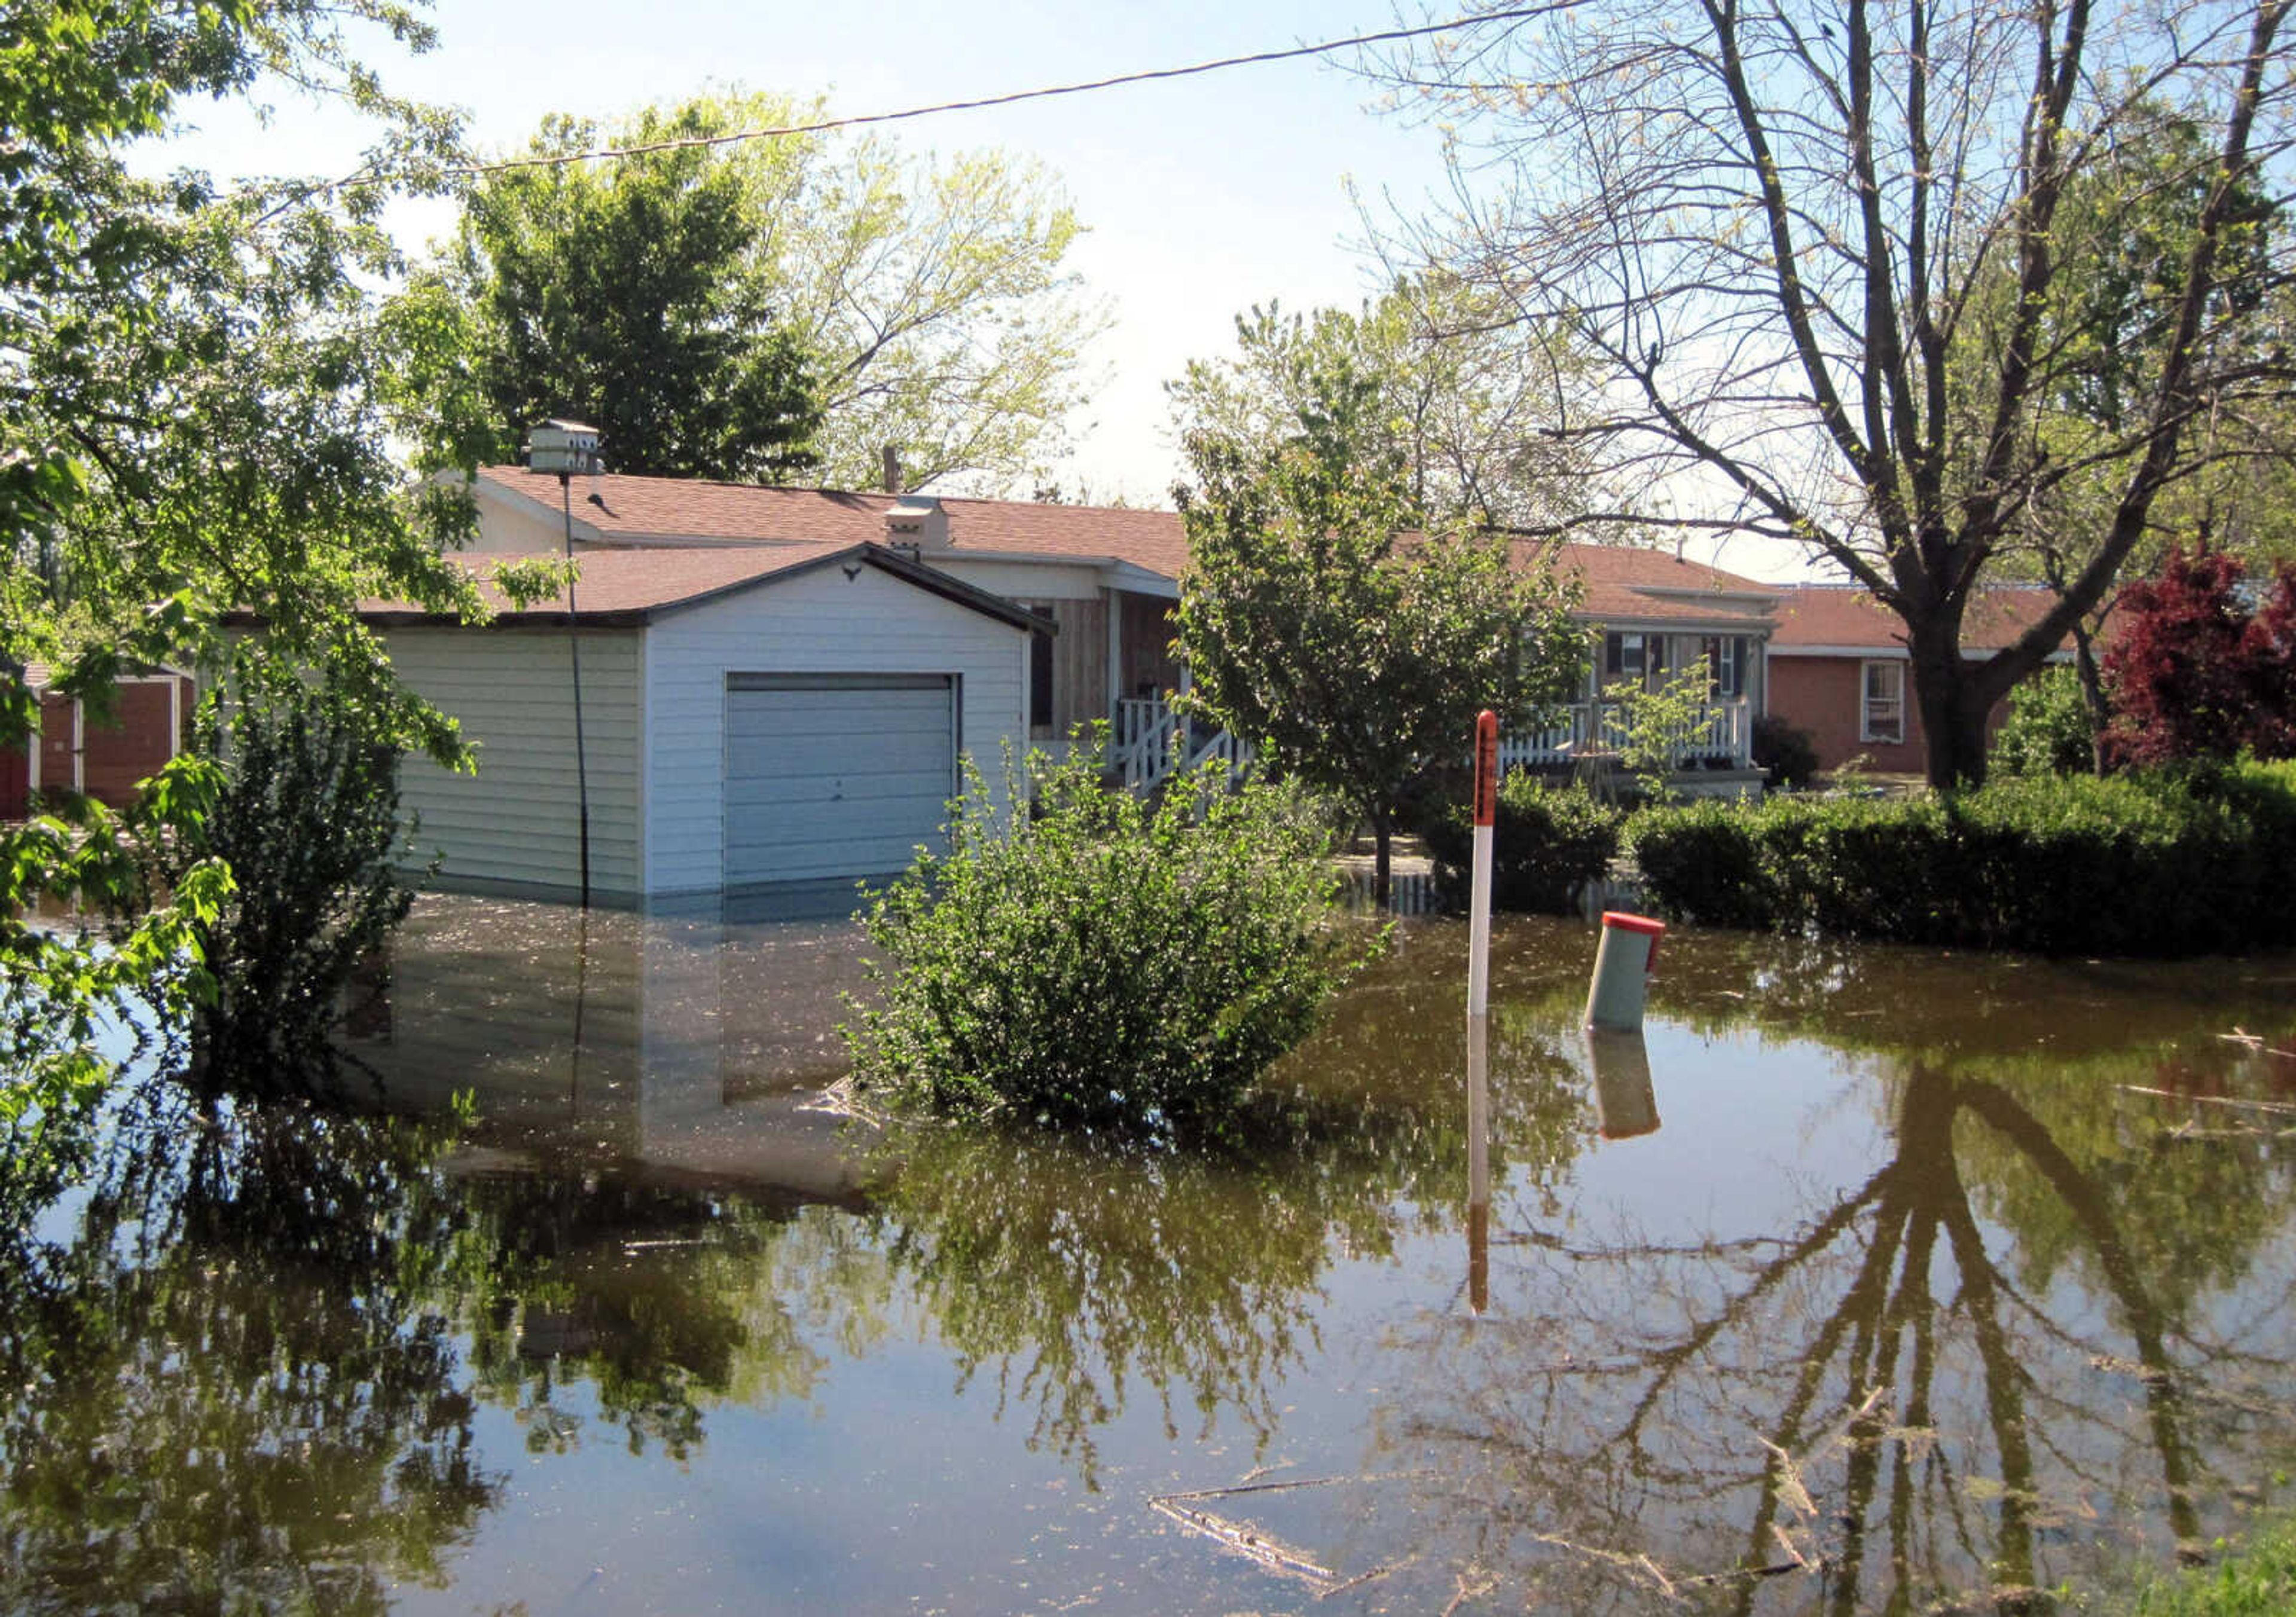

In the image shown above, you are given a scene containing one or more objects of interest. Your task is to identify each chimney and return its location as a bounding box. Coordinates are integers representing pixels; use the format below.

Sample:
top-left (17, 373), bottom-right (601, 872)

top-left (881, 445), bottom-right (903, 494)
top-left (884, 494), bottom-right (949, 551)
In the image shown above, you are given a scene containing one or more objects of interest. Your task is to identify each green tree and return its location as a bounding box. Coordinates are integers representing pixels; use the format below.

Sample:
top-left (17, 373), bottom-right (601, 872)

top-left (1372, 0), bottom-right (2294, 787)
top-left (1168, 276), bottom-right (1592, 530)
top-left (394, 100), bottom-right (823, 481)
top-left (2, 0), bottom-right (512, 1151)
top-left (404, 91), bottom-right (1105, 493)
top-left (1979, 104), bottom-right (2289, 747)
top-left (1603, 664), bottom-right (1718, 801)
top-left (1175, 426), bottom-right (1586, 906)
top-left (1990, 663), bottom-right (2100, 777)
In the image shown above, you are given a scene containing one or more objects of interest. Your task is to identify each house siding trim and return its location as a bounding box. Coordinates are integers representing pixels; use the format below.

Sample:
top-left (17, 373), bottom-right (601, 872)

top-left (387, 626), bottom-right (646, 898)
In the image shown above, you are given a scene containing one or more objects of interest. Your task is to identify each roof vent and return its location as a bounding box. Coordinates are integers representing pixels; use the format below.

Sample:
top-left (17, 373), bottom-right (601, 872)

top-left (884, 494), bottom-right (949, 550)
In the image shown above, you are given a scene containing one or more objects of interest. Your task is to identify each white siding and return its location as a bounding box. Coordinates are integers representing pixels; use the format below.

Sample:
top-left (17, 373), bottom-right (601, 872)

top-left (644, 563), bottom-right (1028, 895)
top-left (924, 557), bottom-right (1104, 600)
top-left (469, 497), bottom-right (567, 556)
top-left (387, 626), bottom-right (645, 897)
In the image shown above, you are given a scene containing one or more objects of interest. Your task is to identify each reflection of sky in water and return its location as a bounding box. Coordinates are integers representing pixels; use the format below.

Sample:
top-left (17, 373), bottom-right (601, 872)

top-left (17, 897), bottom-right (2296, 1615)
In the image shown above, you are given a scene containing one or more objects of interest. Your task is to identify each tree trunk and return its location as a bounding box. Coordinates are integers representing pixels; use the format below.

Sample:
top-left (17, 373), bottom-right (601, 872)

top-left (1911, 619), bottom-right (1993, 790)
top-left (1369, 808), bottom-right (1393, 910)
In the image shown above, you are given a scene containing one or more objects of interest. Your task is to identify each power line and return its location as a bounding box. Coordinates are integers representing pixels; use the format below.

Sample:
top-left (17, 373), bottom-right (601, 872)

top-left (447, 8), bottom-right (1541, 178)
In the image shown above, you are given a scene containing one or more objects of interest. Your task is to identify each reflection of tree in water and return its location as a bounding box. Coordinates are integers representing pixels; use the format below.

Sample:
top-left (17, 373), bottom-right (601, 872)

top-left (866, 949), bottom-right (1595, 1486)
top-left (450, 1166), bottom-right (891, 1461)
top-left (1382, 951), bottom-right (2296, 1615)
top-left (0, 1082), bottom-right (899, 1610)
top-left (0, 1083), bottom-right (504, 1613)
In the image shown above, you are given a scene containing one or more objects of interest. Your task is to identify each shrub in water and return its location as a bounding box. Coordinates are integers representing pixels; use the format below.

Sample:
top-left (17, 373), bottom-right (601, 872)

top-left (1623, 797), bottom-right (1778, 931)
top-left (155, 660), bottom-right (425, 1096)
top-left (845, 745), bottom-right (1381, 1142)
top-left (1418, 772), bottom-right (1620, 914)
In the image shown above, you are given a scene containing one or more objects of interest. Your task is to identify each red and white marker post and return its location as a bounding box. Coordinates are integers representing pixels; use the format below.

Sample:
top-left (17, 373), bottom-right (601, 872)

top-left (1465, 710), bottom-right (1498, 1313)
top-left (1467, 709), bottom-right (1499, 1017)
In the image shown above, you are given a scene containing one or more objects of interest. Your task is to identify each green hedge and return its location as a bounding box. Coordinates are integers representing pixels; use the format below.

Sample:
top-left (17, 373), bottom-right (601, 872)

top-left (1418, 774), bottom-right (1622, 915)
top-left (1625, 760), bottom-right (2296, 956)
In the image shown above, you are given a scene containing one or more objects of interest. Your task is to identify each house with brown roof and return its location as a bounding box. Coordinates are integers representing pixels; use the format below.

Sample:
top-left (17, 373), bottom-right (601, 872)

top-left (1498, 540), bottom-right (1778, 790)
top-left (373, 467), bottom-right (1786, 901)
top-left (1764, 585), bottom-right (2070, 773)
top-left (468, 465), bottom-right (1784, 766)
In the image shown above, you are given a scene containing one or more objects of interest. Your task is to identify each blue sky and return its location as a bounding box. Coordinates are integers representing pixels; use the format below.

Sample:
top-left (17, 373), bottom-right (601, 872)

top-left (156, 1), bottom-right (1815, 578)
top-left (162, 3), bottom-right (1449, 493)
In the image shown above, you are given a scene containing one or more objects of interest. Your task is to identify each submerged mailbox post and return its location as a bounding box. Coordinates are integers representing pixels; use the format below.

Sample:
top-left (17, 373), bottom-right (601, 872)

top-left (1585, 911), bottom-right (1666, 1032)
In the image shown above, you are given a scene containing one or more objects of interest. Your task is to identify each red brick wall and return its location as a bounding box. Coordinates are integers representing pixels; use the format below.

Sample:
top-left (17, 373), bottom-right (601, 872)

top-left (83, 681), bottom-right (180, 805)
top-left (1766, 655), bottom-right (2014, 775)
top-left (0, 742), bottom-right (25, 819)
top-left (12, 678), bottom-right (189, 808)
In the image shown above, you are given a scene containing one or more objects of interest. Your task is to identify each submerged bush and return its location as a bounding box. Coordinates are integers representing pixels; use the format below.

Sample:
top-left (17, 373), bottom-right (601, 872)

top-left (1623, 796), bottom-right (1778, 931)
top-left (845, 745), bottom-right (1382, 1142)
top-left (1418, 772), bottom-right (1620, 914)
top-left (1625, 760), bottom-right (2296, 956)
top-left (155, 660), bottom-right (426, 1096)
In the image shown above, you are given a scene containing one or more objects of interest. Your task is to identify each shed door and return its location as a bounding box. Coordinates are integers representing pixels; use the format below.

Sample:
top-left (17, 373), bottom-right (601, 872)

top-left (723, 673), bottom-right (957, 887)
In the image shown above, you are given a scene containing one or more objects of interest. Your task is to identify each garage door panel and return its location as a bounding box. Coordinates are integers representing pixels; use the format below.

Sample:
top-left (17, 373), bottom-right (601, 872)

top-left (725, 701), bottom-right (948, 744)
top-left (724, 788), bottom-right (954, 833)
top-left (722, 771), bottom-right (957, 809)
top-left (723, 676), bottom-right (955, 887)
top-left (725, 733), bottom-right (949, 780)
top-left (726, 798), bottom-right (952, 854)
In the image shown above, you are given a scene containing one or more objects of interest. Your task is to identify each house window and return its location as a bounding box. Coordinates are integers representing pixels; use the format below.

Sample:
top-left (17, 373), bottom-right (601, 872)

top-left (1694, 635), bottom-right (1747, 698)
top-left (1861, 660), bottom-right (1906, 743)
top-left (1604, 632), bottom-right (1645, 680)
top-left (1028, 606), bottom-right (1056, 736)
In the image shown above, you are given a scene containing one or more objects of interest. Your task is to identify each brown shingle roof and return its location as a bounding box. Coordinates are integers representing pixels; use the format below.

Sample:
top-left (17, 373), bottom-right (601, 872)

top-left (475, 466), bottom-right (1777, 622)
top-left (1770, 584), bottom-right (2067, 652)
top-left (1512, 539), bottom-right (1778, 625)
top-left (477, 466), bottom-right (1192, 576)
top-left (353, 542), bottom-right (1040, 631)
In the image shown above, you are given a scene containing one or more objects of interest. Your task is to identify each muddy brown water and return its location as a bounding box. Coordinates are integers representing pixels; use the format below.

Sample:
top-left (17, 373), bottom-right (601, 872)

top-left (5, 894), bottom-right (2294, 1613)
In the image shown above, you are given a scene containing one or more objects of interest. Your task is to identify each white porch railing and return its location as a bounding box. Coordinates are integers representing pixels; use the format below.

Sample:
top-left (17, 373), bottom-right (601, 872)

top-left (1112, 697), bottom-right (1254, 792)
top-left (1115, 695), bottom-right (1752, 791)
top-left (1497, 698), bottom-right (1754, 771)
top-left (1115, 698), bottom-right (1180, 790)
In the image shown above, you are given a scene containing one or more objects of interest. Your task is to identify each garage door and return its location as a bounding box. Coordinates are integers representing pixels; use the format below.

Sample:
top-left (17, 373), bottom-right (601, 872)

top-left (723, 673), bottom-right (958, 887)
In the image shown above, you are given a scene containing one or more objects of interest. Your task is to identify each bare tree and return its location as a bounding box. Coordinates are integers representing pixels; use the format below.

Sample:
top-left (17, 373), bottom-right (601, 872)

top-left (1373, 0), bottom-right (2294, 784)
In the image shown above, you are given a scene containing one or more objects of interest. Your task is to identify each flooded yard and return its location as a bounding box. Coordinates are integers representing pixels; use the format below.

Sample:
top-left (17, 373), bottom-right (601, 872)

top-left (5, 895), bottom-right (2294, 1613)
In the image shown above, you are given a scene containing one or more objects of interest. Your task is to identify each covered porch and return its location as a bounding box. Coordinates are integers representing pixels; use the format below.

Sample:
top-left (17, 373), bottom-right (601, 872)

top-left (1018, 580), bottom-right (1242, 788)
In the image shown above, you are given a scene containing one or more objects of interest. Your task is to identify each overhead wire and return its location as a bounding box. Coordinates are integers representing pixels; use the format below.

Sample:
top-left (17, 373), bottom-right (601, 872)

top-left (444, 7), bottom-right (1543, 177)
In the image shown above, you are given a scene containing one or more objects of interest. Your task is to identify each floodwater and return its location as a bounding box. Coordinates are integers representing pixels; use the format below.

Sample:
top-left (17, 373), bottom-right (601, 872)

top-left (4, 895), bottom-right (2294, 1615)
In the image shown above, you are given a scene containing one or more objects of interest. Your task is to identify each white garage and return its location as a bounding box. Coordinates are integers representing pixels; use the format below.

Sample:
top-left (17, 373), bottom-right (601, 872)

top-left (371, 543), bottom-right (1034, 905)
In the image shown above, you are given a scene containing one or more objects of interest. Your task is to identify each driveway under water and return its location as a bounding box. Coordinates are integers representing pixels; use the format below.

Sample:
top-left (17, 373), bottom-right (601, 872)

top-left (4, 894), bottom-right (2293, 1614)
